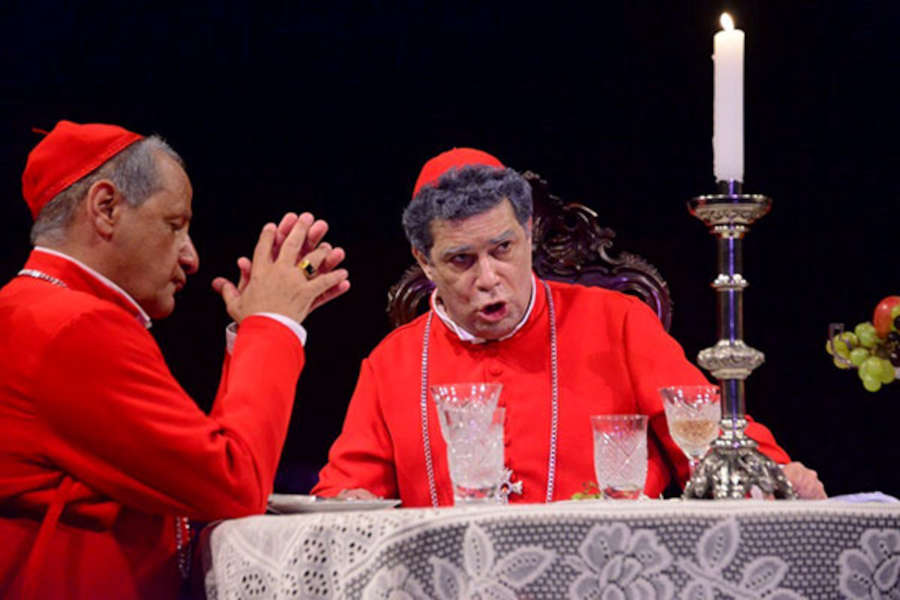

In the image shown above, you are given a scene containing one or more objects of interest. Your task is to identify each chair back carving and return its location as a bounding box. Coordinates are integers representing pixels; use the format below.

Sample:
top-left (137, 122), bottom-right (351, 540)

top-left (386, 171), bottom-right (673, 331)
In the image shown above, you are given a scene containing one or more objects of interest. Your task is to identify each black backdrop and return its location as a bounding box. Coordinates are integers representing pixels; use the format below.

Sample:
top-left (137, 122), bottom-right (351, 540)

top-left (2, 1), bottom-right (898, 498)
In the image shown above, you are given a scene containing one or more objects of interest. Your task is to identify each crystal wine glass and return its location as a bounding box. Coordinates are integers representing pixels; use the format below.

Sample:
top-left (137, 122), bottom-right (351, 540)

top-left (590, 414), bottom-right (648, 499)
top-left (431, 382), bottom-right (505, 504)
top-left (659, 385), bottom-right (721, 477)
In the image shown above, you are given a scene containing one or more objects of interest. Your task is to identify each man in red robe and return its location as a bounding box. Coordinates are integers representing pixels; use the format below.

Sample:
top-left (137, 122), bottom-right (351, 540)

top-left (312, 147), bottom-right (825, 506)
top-left (0, 120), bottom-right (350, 599)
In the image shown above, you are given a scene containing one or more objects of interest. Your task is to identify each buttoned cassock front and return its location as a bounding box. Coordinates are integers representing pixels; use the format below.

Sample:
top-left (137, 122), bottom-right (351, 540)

top-left (313, 278), bottom-right (790, 506)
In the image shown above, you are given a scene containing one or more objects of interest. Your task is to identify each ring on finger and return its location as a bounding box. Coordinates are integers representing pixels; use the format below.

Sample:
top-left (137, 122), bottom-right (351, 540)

top-left (297, 259), bottom-right (316, 280)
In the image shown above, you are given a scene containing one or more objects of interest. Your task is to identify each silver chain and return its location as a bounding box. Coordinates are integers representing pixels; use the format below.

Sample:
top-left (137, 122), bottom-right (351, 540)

top-left (18, 269), bottom-right (67, 288)
top-left (545, 282), bottom-right (559, 503)
top-left (420, 281), bottom-right (559, 507)
top-left (420, 312), bottom-right (440, 508)
top-left (19, 268), bottom-right (192, 578)
top-left (175, 516), bottom-right (191, 579)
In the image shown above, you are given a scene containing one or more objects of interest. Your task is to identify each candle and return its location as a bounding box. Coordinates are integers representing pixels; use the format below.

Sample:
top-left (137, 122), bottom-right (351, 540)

top-left (713, 12), bottom-right (745, 182)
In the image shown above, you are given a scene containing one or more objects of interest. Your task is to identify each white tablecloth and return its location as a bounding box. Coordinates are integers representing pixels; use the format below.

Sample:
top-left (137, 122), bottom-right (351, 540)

top-left (200, 499), bottom-right (900, 599)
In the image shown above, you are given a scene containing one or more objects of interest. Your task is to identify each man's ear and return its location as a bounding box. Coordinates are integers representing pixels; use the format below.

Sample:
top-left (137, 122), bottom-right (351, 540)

top-left (412, 246), bottom-right (434, 281)
top-left (85, 180), bottom-right (121, 239)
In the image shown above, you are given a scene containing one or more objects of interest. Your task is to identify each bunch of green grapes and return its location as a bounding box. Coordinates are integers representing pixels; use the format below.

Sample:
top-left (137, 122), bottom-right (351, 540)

top-left (827, 322), bottom-right (899, 392)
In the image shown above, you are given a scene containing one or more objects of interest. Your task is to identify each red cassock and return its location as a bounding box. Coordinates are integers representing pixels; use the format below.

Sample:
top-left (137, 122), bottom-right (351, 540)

top-left (313, 278), bottom-right (790, 506)
top-left (0, 249), bottom-right (304, 599)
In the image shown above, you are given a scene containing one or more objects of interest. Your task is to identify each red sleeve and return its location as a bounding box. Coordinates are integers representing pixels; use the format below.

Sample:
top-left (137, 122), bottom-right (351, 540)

top-left (621, 299), bottom-right (790, 489)
top-left (311, 359), bottom-right (398, 498)
top-left (33, 310), bottom-right (303, 519)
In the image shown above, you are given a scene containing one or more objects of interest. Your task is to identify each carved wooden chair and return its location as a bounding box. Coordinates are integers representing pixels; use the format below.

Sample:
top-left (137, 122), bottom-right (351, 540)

top-left (386, 171), bottom-right (673, 331)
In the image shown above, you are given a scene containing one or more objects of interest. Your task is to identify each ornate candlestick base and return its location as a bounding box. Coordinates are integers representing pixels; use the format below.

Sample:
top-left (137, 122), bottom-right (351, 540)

top-left (686, 182), bottom-right (796, 500)
top-left (683, 421), bottom-right (796, 499)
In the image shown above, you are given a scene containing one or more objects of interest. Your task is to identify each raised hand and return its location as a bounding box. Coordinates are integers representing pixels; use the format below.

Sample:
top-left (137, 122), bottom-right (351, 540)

top-left (271, 212), bottom-right (329, 261)
top-left (212, 213), bottom-right (350, 324)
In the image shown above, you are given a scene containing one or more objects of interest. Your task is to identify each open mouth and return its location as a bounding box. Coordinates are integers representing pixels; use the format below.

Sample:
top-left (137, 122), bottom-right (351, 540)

top-left (478, 301), bottom-right (508, 321)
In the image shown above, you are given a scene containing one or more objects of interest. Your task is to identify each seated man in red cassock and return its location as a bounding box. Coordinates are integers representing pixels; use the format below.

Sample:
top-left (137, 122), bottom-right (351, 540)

top-left (0, 120), bottom-right (350, 599)
top-left (312, 147), bottom-right (825, 506)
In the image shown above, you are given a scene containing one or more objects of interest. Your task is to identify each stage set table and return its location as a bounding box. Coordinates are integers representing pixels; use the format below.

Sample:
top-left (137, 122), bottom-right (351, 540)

top-left (199, 498), bottom-right (900, 599)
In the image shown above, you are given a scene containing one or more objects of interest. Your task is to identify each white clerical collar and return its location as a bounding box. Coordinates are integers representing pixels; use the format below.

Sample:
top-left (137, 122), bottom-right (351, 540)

top-left (34, 246), bottom-right (153, 329)
top-left (430, 274), bottom-right (537, 344)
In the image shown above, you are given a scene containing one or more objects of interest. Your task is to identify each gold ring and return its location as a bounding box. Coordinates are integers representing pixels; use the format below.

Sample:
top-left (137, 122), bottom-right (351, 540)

top-left (297, 259), bottom-right (316, 279)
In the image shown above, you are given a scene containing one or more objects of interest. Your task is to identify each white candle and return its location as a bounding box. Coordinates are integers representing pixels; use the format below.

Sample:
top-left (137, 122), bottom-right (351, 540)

top-left (713, 13), bottom-right (745, 182)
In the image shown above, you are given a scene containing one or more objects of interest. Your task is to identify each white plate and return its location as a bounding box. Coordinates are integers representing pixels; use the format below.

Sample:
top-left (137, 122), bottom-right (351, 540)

top-left (267, 494), bottom-right (401, 513)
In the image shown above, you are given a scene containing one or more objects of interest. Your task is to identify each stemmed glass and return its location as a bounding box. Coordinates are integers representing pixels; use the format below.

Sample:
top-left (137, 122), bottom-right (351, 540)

top-left (659, 385), bottom-right (721, 477)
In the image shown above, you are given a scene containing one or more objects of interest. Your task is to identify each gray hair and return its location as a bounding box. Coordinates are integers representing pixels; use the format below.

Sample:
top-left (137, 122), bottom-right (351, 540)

top-left (30, 135), bottom-right (183, 245)
top-left (401, 164), bottom-right (532, 257)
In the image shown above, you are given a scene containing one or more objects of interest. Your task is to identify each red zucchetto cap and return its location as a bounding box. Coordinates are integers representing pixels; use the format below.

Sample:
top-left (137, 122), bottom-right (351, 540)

top-left (411, 147), bottom-right (504, 199)
top-left (22, 120), bottom-right (144, 220)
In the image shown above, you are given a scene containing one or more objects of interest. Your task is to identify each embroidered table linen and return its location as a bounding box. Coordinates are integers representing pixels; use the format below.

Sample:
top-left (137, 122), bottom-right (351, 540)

top-left (201, 499), bottom-right (900, 599)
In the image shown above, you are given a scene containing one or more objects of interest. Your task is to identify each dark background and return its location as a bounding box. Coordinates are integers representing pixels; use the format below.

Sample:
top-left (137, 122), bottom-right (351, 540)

top-left (2, 1), bottom-right (897, 498)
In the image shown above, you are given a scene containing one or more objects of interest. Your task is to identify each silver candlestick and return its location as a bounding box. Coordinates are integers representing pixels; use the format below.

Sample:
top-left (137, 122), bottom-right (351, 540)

top-left (685, 180), bottom-right (796, 499)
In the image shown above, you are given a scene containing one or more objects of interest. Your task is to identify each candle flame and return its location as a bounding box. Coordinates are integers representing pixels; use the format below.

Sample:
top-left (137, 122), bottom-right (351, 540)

top-left (720, 13), bottom-right (735, 31)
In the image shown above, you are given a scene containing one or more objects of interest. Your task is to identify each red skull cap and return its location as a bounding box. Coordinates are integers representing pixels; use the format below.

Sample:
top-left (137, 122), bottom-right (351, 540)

top-left (411, 147), bottom-right (504, 199)
top-left (22, 120), bottom-right (144, 219)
